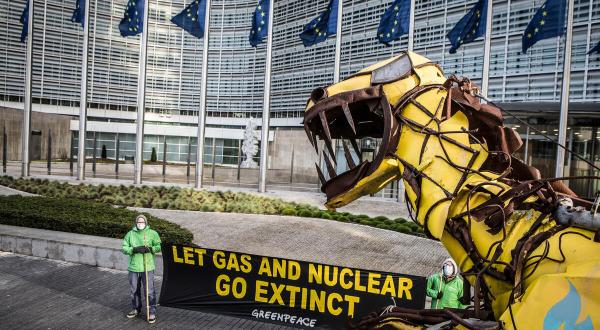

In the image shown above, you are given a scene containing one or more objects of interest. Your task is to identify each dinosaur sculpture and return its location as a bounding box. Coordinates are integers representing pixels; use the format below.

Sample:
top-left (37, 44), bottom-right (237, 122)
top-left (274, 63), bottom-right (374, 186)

top-left (303, 51), bottom-right (600, 329)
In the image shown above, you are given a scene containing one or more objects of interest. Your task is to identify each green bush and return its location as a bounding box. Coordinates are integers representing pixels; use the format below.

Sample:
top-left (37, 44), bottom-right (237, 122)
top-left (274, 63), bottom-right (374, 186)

top-left (0, 176), bottom-right (426, 238)
top-left (0, 195), bottom-right (193, 244)
top-left (150, 147), bottom-right (158, 162)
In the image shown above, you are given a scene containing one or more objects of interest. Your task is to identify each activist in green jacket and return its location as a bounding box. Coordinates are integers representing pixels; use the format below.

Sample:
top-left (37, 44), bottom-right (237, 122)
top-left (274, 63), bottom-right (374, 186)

top-left (426, 258), bottom-right (468, 309)
top-left (121, 215), bottom-right (162, 272)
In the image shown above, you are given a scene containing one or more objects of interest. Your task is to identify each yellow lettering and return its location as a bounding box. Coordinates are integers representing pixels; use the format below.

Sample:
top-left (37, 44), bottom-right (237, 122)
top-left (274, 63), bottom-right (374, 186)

top-left (397, 278), bottom-right (413, 300)
top-left (172, 246), bottom-right (184, 263)
top-left (327, 292), bottom-right (343, 316)
top-left (213, 251), bottom-right (226, 269)
top-left (309, 289), bottom-right (325, 313)
top-left (288, 261), bottom-right (301, 280)
top-left (345, 295), bottom-right (360, 318)
top-left (231, 277), bottom-right (246, 299)
top-left (380, 275), bottom-right (396, 297)
top-left (268, 283), bottom-right (285, 305)
top-left (193, 248), bottom-right (206, 266)
top-left (354, 270), bottom-right (366, 292)
top-left (324, 265), bottom-right (338, 286)
top-left (240, 254), bottom-right (252, 273)
top-left (272, 259), bottom-right (286, 278)
top-left (308, 264), bottom-right (322, 284)
top-left (287, 285), bottom-right (300, 307)
top-left (301, 288), bottom-right (308, 309)
top-left (183, 246), bottom-right (195, 265)
top-left (255, 280), bottom-right (269, 303)
top-left (258, 257), bottom-right (272, 276)
top-left (367, 272), bottom-right (381, 294)
top-left (340, 268), bottom-right (353, 289)
top-left (215, 274), bottom-right (230, 296)
top-left (227, 253), bottom-right (240, 271)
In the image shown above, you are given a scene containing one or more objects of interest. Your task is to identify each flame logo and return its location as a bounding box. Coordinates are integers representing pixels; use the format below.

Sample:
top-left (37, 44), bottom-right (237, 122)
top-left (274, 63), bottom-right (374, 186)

top-left (543, 280), bottom-right (593, 330)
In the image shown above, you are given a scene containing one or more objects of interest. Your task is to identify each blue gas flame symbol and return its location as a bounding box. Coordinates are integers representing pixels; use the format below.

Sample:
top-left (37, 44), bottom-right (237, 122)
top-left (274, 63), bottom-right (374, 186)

top-left (543, 280), bottom-right (593, 330)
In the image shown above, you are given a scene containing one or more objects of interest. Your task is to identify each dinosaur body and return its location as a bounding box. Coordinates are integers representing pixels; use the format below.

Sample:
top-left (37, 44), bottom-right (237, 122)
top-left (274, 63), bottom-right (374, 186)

top-left (303, 52), bottom-right (600, 328)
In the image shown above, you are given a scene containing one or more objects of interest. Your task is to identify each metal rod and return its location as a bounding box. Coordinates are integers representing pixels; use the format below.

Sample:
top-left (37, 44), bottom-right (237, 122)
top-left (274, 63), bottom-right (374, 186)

top-left (115, 134), bottom-right (120, 175)
top-left (290, 144), bottom-right (294, 185)
top-left (162, 137), bottom-right (167, 178)
top-left (22, 0), bottom-right (34, 177)
top-left (407, 0), bottom-right (415, 51)
top-left (77, 0), bottom-right (91, 181)
top-left (333, 0), bottom-right (343, 82)
top-left (133, 0), bottom-right (150, 184)
top-left (211, 137), bottom-right (216, 185)
top-left (46, 130), bottom-right (51, 174)
top-left (92, 132), bottom-right (97, 175)
top-left (3, 124), bottom-right (7, 173)
top-left (69, 131), bottom-right (74, 174)
top-left (555, 0), bottom-right (575, 178)
top-left (194, 0), bottom-right (212, 189)
top-left (481, 0), bottom-right (493, 97)
top-left (258, 0), bottom-right (274, 193)
top-left (500, 0), bottom-right (511, 102)
top-left (186, 137), bottom-right (191, 180)
top-left (236, 139), bottom-right (241, 183)
top-left (524, 126), bottom-right (529, 165)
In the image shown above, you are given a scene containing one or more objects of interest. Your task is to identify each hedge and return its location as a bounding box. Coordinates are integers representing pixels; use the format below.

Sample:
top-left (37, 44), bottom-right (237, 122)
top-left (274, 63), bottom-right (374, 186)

top-left (0, 195), bottom-right (193, 244)
top-left (0, 176), bottom-right (424, 237)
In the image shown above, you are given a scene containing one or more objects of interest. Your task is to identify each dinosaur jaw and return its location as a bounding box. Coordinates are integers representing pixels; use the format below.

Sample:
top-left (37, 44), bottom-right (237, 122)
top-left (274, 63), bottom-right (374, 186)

top-left (303, 86), bottom-right (401, 209)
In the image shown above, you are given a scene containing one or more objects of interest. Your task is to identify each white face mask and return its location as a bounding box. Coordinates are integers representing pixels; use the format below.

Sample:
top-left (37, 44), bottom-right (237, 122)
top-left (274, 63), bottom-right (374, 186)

top-left (443, 264), bottom-right (454, 277)
top-left (136, 222), bottom-right (146, 230)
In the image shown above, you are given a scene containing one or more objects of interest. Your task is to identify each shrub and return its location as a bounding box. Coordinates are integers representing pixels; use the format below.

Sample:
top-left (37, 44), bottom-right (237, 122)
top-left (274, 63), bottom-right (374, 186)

top-left (150, 147), bottom-right (157, 162)
top-left (101, 145), bottom-right (107, 159)
top-left (0, 195), bottom-right (193, 244)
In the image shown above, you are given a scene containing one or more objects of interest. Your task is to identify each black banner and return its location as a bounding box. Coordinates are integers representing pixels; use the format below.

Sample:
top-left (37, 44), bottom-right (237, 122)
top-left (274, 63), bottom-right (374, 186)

top-left (159, 244), bottom-right (426, 329)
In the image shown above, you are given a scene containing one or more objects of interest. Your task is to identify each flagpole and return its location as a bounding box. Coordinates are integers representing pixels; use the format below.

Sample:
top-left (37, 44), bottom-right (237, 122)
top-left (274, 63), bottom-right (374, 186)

top-left (77, 0), bottom-right (91, 181)
top-left (481, 0), bottom-right (493, 97)
top-left (407, 0), bottom-right (415, 51)
top-left (21, 0), bottom-right (34, 177)
top-left (258, 0), bottom-right (274, 193)
top-left (333, 0), bottom-right (343, 83)
top-left (133, 0), bottom-right (150, 184)
top-left (195, 0), bottom-right (212, 189)
top-left (555, 0), bottom-right (575, 178)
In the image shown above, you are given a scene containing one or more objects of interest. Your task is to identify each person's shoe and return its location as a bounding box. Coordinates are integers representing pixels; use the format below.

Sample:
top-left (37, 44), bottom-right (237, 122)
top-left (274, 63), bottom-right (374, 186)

top-left (126, 310), bottom-right (139, 318)
top-left (148, 314), bottom-right (156, 324)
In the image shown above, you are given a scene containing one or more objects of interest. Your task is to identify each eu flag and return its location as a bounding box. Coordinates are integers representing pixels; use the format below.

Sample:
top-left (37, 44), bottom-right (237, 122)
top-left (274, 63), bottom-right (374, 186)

top-left (171, 0), bottom-right (207, 39)
top-left (588, 41), bottom-right (600, 55)
top-left (377, 0), bottom-right (410, 45)
top-left (71, 0), bottom-right (85, 27)
top-left (522, 0), bottom-right (566, 53)
top-left (299, 0), bottom-right (339, 47)
top-left (249, 0), bottom-right (269, 47)
top-left (20, 0), bottom-right (29, 43)
top-left (447, 0), bottom-right (487, 54)
top-left (119, 0), bottom-right (144, 37)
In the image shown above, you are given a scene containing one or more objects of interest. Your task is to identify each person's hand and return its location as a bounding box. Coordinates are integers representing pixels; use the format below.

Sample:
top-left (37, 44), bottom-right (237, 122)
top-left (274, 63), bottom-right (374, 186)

top-left (133, 246), bottom-right (150, 254)
top-left (437, 291), bottom-right (443, 299)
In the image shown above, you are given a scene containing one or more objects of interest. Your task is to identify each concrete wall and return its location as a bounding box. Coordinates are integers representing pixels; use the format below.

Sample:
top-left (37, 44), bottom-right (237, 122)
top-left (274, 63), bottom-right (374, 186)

top-left (0, 107), bottom-right (72, 161)
top-left (270, 128), bottom-right (319, 184)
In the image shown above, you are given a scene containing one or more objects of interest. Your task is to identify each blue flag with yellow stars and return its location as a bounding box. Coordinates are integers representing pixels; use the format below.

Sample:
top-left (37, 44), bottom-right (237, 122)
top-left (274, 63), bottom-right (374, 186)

top-left (71, 0), bottom-right (85, 27)
top-left (249, 0), bottom-right (269, 47)
top-left (299, 0), bottom-right (339, 47)
top-left (377, 0), bottom-right (410, 45)
top-left (588, 41), bottom-right (600, 55)
top-left (522, 0), bottom-right (566, 53)
top-left (171, 0), bottom-right (207, 39)
top-left (447, 0), bottom-right (487, 54)
top-left (20, 0), bottom-right (29, 43)
top-left (119, 0), bottom-right (144, 37)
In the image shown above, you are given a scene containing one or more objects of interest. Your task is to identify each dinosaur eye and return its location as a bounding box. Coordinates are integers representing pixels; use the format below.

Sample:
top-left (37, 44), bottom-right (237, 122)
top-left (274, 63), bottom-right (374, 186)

top-left (371, 54), bottom-right (412, 84)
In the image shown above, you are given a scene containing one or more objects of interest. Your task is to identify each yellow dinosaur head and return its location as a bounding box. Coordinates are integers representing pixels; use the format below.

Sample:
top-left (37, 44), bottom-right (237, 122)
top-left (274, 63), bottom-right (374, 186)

top-left (304, 51), bottom-right (447, 210)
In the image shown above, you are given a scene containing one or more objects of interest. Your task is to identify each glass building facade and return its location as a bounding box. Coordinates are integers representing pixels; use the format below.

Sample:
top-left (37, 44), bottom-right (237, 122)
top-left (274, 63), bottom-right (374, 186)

top-left (0, 0), bottom-right (599, 195)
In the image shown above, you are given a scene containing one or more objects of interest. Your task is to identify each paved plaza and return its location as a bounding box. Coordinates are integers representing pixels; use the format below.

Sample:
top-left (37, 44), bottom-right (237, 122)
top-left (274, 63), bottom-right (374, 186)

top-left (0, 252), bottom-right (292, 330)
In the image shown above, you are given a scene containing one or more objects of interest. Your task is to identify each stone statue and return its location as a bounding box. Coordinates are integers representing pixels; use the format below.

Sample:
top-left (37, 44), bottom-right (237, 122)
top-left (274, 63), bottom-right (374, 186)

top-left (240, 118), bottom-right (259, 168)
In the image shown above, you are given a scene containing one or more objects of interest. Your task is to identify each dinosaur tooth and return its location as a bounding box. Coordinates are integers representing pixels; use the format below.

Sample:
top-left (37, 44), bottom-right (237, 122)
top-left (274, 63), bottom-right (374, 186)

top-left (315, 163), bottom-right (326, 185)
top-left (342, 139), bottom-right (356, 169)
top-left (350, 138), bottom-right (361, 159)
top-left (342, 103), bottom-right (356, 135)
top-left (323, 153), bottom-right (337, 178)
top-left (319, 111), bottom-right (336, 162)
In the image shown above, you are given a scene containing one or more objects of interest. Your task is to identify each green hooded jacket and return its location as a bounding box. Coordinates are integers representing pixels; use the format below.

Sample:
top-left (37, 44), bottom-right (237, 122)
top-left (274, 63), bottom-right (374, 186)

top-left (426, 272), bottom-right (467, 309)
top-left (122, 224), bottom-right (162, 272)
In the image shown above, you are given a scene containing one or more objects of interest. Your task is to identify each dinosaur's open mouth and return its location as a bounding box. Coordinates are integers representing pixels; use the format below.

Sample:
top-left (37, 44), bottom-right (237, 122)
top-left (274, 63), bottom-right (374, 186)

top-left (303, 86), bottom-right (401, 207)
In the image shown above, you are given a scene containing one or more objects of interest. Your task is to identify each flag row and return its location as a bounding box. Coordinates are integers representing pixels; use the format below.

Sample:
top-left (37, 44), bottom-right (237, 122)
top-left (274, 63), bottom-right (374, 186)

top-left (19, 0), bottom-right (600, 54)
